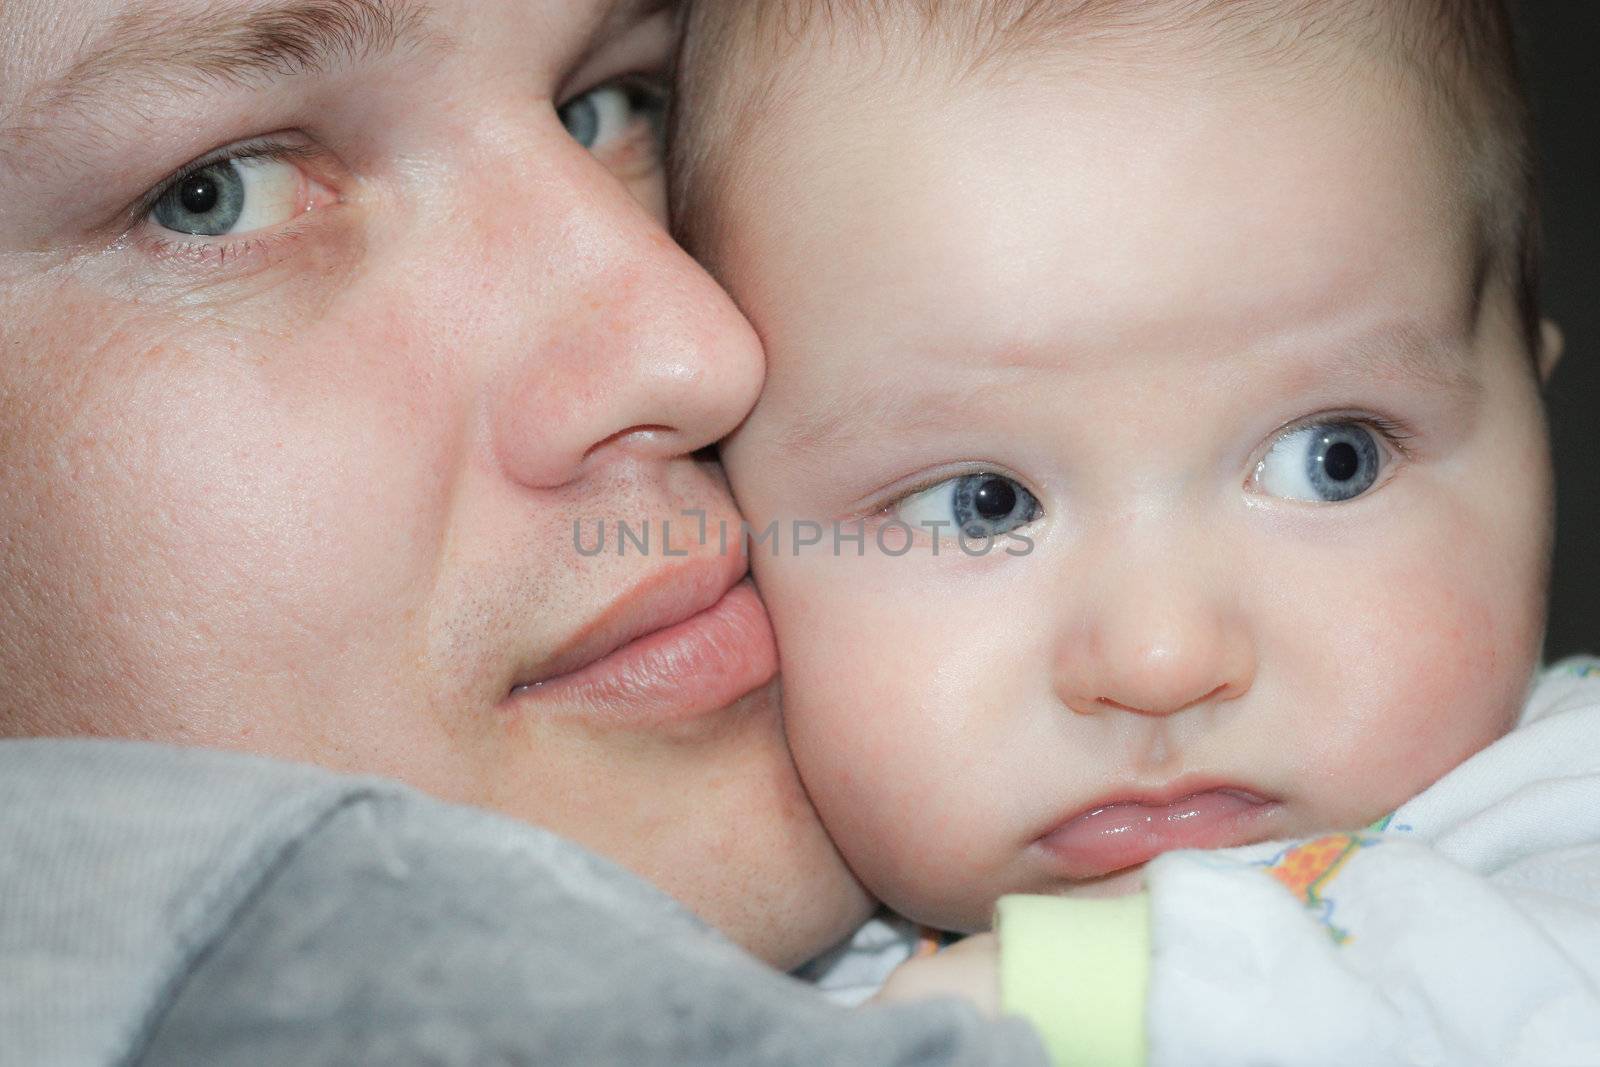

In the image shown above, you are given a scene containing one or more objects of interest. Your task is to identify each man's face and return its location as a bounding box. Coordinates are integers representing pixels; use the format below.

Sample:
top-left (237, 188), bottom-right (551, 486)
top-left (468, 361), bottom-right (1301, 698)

top-left (0, 0), bottom-right (869, 967)
top-left (717, 39), bottom-right (1555, 931)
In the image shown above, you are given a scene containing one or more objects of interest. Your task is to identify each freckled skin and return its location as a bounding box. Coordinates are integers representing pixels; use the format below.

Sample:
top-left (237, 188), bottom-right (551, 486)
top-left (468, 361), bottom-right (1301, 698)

top-left (713, 40), bottom-right (1555, 932)
top-left (0, 0), bottom-right (870, 969)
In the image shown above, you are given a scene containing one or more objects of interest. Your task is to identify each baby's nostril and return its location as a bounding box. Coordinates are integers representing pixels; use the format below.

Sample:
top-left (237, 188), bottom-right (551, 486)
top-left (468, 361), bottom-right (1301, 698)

top-left (1095, 684), bottom-right (1231, 717)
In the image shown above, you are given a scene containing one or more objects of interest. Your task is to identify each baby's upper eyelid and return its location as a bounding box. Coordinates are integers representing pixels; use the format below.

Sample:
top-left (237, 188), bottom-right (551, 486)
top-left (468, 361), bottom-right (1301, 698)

top-left (1268, 413), bottom-right (1414, 448)
top-left (881, 467), bottom-right (1037, 510)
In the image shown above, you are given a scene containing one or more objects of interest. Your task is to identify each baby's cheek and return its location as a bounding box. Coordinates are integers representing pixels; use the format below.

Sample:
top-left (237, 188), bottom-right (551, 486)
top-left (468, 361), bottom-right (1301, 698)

top-left (1385, 605), bottom-right (1512, 778)
top-left (781, 636), bottom-right (940, 839)
top-left (1301, 555), bottom-right (1536, 824)
top-left (766, 570), bottom-right (996, 914)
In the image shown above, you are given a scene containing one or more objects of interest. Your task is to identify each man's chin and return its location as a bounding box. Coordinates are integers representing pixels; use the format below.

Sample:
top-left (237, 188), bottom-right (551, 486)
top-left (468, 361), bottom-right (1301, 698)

top-left (729, 856), bottom-right (876, 971)
top-left (682, 680), bottom-right (876, 969)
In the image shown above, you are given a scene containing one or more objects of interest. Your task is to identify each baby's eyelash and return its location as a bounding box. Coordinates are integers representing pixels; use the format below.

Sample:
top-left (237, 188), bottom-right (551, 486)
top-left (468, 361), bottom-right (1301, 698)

top-left (863, 465), bottom-right (1022, 521)
top-left (1350, 415), bottom-right (1416, 455)
top-left (1269, 411), bottom-right (1416, 448)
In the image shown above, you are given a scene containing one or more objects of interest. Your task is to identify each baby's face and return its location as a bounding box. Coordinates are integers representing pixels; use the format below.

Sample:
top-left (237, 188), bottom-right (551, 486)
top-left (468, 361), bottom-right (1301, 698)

top-left (713, 42), bottom-right (1555, 931)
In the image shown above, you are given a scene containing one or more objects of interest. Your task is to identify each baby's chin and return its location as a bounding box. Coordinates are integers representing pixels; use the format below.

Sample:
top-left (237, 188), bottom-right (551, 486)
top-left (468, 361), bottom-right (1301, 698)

top-left (904, 867), bottom-right (1152, 934)
top-left (1050, 865), bottom-right (1149, 900)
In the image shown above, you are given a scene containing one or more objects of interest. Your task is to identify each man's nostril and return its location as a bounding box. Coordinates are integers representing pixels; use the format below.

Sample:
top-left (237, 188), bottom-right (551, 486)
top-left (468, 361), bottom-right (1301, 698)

top-left (580, 425), bottom-right (676, 463)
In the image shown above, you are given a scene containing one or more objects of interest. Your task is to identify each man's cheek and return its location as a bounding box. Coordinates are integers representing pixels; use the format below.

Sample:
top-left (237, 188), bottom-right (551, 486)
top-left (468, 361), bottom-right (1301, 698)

top-left (6, 286), bottom-right (439, 671)
top-left (70, 204), bottom-right (369, 337)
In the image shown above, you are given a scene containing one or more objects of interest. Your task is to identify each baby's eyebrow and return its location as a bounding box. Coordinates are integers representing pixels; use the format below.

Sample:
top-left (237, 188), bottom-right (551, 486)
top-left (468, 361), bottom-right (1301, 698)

top-left (1278, 317), bottom-right (1484, 398)
top-left (775, 384), bottom-right (979, 462)
top-left (0, 0), bottom-right (448, 172)
top-left (773, 317), bottom-right (1481, 461)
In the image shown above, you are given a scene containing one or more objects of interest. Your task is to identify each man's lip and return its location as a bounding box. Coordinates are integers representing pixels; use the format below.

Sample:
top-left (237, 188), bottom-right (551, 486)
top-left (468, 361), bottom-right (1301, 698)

top-left (1034, 778), bottom-right (1281, 881)
top-left (507, 555), bottom-right (744, 695)
top-left (506, 579), bottom-right (776, 726)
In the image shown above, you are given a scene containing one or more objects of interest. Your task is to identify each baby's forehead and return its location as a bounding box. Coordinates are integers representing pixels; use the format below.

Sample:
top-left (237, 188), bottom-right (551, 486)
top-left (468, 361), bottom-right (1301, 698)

top-left (692, 0), bottom-right (1508, 101)
top-left (724, 44), bottom-right (1526, 459)
top-left (734, 50), bottom-right (1480, 358)
top-left (678, 1), bottom-right (1535, 354)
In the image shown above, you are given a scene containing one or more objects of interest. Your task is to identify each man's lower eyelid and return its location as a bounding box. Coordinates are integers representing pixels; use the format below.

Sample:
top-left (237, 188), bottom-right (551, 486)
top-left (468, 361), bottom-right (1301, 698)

top-left (141, 227), bottom-right (292, 268)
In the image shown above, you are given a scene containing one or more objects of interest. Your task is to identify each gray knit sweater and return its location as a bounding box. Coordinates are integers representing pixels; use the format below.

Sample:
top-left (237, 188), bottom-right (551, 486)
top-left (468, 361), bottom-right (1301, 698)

top-left (0, 740), bottom-right (1048, 1066)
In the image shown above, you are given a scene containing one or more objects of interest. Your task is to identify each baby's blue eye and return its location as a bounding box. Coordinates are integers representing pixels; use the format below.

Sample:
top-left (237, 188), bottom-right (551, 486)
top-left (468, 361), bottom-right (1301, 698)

top-left (893, 473), bottom-right (1041, 539)
top-left (1254, 422), bottom-right (1384, 502)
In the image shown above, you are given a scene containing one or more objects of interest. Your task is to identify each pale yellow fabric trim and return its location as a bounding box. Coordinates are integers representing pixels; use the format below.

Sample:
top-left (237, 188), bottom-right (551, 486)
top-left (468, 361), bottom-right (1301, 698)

top-left (995, 893), bottom-right (1150, 1067)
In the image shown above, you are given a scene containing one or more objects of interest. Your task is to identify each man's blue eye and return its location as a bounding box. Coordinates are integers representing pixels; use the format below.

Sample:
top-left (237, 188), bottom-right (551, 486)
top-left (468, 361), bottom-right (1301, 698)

top-left (558, 96), bottom-right (599, 146)
top-left (154, 162), bottom-right (245, 234)
top-left (894, 473), bottom-right (1042, 539)
top-left (1254, 422), bottom-right (1384, 502)
top-left (148, 155), bottom-right (306, 237)
top-left (558, 81), bottom-right (666, 152)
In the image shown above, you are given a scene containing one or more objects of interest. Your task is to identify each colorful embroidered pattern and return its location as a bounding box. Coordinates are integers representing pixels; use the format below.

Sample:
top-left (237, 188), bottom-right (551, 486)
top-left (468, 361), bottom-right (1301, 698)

top-left (1259, 833), bottom-right (1377, 944)
top-left (914, 926), bottom-right (961, 958)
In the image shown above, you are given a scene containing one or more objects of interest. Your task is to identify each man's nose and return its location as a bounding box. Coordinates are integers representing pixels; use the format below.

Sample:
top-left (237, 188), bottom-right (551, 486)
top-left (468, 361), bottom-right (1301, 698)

top-left (464, 135), bottom-right (763, 490)
top-left (1052, 532), bottom-right (1255, 719)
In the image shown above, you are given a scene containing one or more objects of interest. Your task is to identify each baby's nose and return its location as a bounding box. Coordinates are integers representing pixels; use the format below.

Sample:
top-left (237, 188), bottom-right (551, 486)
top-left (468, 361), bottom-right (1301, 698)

top-left (1052, 566), bottom-right (1255, 719)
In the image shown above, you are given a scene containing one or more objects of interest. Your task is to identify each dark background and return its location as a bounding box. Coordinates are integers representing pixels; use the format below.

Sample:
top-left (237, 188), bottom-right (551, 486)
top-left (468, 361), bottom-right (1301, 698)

top-left (1522, 3), bottom-right (1597, 659)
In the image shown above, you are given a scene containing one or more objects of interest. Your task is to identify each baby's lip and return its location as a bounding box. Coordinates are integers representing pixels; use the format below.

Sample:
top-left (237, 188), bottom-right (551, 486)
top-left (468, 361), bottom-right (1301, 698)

top-left (1034, 779), bottom-right (1281, 881)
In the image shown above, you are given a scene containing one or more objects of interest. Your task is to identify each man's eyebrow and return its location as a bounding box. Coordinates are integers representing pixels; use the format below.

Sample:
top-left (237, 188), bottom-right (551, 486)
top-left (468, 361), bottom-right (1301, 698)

top-left (2, 0), bottom-right (445, 157)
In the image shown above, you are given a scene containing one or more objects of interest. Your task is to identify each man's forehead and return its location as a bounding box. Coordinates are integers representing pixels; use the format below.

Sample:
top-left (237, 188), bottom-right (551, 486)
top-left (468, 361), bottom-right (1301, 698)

top-left (0, 0), bottom-right (672, 175)
top-left (0, 0), bottom-right (670, 96)
top-left (1, 0), bottom-right (92, 86)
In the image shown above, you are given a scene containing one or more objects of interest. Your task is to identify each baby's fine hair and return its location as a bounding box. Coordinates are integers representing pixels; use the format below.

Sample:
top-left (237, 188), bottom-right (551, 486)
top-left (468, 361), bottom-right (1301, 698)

top-left (672, 0), bottom-right (1540, 348)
